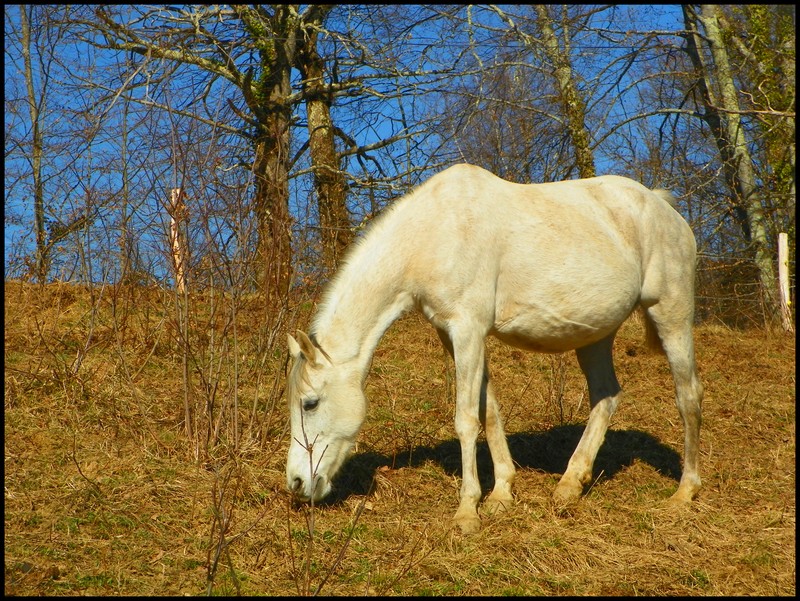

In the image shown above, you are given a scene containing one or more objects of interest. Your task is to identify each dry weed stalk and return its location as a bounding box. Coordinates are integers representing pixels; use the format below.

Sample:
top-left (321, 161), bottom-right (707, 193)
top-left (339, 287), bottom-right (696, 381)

top-left (286, 415), bottom-right (376, 596)
top-left (205, 459), bottom-right (242, 595)
top-left (545, 353), bottom-right (569, 425)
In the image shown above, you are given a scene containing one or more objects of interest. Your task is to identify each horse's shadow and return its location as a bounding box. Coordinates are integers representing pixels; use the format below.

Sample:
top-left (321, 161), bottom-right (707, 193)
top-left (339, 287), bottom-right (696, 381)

top-left (320, 425), bottom-right (683, 505)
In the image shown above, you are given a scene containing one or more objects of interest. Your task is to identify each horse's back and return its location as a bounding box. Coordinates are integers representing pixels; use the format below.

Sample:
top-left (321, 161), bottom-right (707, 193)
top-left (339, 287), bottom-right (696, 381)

top-left (402, 165), bottom-right (690, 277)
top-left (394, 165), bottom-right (696, 350)
top-left (415, 165), bottom-right (694, 264)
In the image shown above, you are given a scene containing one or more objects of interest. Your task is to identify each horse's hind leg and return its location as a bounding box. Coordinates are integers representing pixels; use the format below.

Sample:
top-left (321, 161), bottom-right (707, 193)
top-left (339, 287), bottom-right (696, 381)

top-left (644, 307), bottom-right (703, 504)
top-left (554, 333), bottom-right (621, 505)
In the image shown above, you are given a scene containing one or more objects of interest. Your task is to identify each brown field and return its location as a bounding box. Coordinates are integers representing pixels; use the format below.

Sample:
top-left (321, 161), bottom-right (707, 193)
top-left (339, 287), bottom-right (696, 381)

top-left (4, 280), bottom-right (795, 595)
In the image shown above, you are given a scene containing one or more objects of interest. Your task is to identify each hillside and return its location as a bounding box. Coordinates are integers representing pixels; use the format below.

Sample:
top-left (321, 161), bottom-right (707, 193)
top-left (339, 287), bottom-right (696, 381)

top-left (4, 280), bottom-right (795, 595)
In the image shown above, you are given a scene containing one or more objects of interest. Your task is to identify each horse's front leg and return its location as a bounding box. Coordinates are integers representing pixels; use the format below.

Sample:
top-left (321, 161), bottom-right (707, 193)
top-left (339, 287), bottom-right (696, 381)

top-left (451, 333), bottom-right (486, 534)
top-left (480, 368), bottom-right (516, 514)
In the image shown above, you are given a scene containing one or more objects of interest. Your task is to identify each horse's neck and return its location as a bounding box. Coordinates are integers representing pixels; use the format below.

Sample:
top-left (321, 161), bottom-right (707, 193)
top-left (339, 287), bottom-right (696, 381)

top-left (311, 239), bottom-right (413, 374)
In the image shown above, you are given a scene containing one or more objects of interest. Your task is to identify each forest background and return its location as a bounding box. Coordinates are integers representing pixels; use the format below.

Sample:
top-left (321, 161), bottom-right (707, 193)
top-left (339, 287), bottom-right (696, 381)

top-left (5, 5), bottom-right (795, 324)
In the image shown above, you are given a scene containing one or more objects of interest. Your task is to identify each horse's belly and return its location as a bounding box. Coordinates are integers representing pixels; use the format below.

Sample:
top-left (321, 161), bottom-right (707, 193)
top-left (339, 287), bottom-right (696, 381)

top-left (492, 318), bottom-right (611, 352)
top-left (491, 297), bottom-right (633, 352)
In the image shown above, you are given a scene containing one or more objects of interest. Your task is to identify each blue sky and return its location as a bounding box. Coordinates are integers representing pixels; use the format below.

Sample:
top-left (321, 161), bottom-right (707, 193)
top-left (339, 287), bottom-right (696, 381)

top-left (4, 5), bottom-right (690, 281)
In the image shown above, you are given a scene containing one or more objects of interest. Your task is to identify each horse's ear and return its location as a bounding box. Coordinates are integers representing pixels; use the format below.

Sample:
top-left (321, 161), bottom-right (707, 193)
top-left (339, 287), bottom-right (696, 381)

top-left (289, 330), bottom-right (319, 365)
top-left (288, 333), bottom-right (302, 360)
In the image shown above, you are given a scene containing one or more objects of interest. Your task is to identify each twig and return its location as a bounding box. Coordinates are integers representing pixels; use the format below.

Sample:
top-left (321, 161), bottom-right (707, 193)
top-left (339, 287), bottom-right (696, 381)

top-left (70, 435), bottom-right (102, 495)
top-left (314, 479), bottom-right (375, 596)
top-left (584, 469), bottom-right (605, 497)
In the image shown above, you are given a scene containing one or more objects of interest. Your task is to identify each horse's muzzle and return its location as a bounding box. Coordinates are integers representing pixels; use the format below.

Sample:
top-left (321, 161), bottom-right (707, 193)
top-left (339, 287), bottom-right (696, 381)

top-left (287, 472), bottom-right (329, 502)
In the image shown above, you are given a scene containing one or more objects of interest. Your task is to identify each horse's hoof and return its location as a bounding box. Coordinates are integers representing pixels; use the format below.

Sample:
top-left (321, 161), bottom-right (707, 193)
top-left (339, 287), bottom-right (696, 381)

top-left (452, 512), bottom-right (481, 534)
top-left (665, 488), bottom-right (697, 508)
top-left (553, 478), bottom-right (583, 505)
top-left (483, 494), bottom-right (513, 515)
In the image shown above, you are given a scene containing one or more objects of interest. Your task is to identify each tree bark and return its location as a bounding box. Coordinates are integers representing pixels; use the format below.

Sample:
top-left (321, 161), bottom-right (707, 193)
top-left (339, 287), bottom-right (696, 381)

top-left (534, 5), bottom-right (596, 179)
top-left (297, 8), bottom-right (352, 269)
top-left (252, 122), bottom-right (292, 303)
top-left (233, 5), bottom-right (297, 302)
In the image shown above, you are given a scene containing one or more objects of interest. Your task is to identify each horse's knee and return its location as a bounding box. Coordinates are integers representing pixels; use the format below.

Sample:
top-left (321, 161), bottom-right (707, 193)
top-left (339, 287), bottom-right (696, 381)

top-left (454, 411), bottom-right (480, 440)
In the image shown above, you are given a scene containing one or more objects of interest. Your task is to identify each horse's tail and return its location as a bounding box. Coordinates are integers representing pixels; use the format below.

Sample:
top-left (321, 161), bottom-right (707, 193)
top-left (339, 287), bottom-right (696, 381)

top-left (641, 308), bottom-right (665, 354)
top-left (652, 188), bottom-right (680, 213)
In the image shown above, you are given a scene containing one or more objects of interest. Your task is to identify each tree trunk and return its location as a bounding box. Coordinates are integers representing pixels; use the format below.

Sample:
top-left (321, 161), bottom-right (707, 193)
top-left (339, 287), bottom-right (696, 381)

top-left (235, 5), bottom-right (297, 302)
top-left (534, 5), bottom-right (596, 179)
top-left (20, 6), bottom-right (48, 284)
top-left (684, 5), bottom-right (781, 324)
top-left (298, 11), bottom-right (352, 269)
top-left (252, 116), bottom-right (292, 304)
top-left (119, 101), bottom-right (131, 282)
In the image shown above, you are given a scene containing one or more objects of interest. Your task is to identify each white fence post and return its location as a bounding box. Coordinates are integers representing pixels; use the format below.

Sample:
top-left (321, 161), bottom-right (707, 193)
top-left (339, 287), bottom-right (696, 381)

top-left (778, 232), bottom-right (793, 333)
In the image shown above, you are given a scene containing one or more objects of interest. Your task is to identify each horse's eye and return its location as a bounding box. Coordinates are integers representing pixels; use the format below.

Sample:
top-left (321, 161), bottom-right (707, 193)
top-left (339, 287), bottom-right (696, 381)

top-left (302, 397), bottom-right (319, 411)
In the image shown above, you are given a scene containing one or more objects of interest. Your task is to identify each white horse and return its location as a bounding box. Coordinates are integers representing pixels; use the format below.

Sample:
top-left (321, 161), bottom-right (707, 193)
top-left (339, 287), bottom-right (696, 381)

top-left (286, 163), bottom-right (703, 534)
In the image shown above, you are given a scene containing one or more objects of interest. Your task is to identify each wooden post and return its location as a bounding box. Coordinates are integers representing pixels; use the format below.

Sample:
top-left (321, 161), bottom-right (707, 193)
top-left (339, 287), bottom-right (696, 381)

top-left (168, 188), bottom-right (187, 294)
top-left (778, 232), bottom-right (793, 333)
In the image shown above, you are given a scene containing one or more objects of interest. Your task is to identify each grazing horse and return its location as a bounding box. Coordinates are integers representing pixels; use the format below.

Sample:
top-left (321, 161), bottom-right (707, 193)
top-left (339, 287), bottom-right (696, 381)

top-left (286, 163), bottom-right (703, 534)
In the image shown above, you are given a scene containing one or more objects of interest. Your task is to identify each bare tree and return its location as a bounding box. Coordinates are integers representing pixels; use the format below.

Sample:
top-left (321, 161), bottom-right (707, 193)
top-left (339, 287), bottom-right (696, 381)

top-left (15, 7), bottom-right (89, 282)
top-left (70, 5), bottom-right (463, 297)
top-left (722, 5), bottom-right (795, 302)
top-left (18, 6), bottom-right (49, 283)
top-left (5, 6), bottom-right (113, 283)
top-left (71, 5), bottom-right (330, 300)
top-left (682, 4), bottom-right (783, 324)
top-left (479, 5), bottom-right (597, 179)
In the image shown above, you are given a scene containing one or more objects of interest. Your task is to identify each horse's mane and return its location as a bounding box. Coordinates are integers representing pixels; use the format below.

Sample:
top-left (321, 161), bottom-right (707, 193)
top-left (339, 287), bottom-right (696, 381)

top-left (310, 184), bottom-right (421, 337)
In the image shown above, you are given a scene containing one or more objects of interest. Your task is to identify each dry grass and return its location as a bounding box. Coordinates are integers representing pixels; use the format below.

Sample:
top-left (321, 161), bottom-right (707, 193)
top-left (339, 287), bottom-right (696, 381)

top-left (4, 281), bottom-right (795, 595)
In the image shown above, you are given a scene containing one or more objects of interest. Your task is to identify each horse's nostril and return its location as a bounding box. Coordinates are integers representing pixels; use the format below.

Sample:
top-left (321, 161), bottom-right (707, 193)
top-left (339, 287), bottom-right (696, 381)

top-left (292, 478), bottom-right (303, 493)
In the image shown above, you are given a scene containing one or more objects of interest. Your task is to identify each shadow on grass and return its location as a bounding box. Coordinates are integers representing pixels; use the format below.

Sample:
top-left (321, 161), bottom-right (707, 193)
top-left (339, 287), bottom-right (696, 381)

top-left (320, 425), bottom-right (683, 506)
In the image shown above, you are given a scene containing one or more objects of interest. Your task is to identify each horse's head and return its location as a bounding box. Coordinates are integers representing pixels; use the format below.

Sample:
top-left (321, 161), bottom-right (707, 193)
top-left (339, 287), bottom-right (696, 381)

top-left (285, 331), bottom-right (366, 503)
